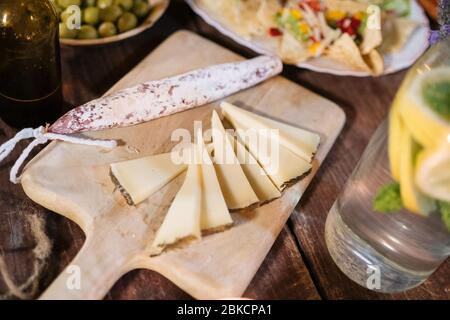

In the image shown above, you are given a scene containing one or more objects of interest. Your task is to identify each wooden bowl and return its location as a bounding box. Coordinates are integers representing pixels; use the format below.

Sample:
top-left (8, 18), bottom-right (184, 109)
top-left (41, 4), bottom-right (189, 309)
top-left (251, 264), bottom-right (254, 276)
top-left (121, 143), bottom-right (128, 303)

top-left (60, 0), bottom-right (170, 46)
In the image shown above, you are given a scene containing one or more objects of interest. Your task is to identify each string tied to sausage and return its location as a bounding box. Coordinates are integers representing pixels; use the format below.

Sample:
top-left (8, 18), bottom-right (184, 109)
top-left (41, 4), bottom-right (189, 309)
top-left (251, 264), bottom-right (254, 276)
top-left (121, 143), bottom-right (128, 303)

top-left (0, 126), bottom-right (117, 184)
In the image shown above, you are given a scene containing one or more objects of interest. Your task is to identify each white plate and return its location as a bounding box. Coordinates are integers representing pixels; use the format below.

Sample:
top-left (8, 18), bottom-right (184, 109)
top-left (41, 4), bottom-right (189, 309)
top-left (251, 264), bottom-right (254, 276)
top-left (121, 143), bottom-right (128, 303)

top-left (186, 0), bottom-right (430, 76)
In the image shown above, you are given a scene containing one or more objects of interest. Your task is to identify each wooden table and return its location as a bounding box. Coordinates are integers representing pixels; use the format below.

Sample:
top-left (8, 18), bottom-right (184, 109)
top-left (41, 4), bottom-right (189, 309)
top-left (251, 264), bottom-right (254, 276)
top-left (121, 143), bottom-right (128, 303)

top-left (0, 0), bottom-right (448, 300)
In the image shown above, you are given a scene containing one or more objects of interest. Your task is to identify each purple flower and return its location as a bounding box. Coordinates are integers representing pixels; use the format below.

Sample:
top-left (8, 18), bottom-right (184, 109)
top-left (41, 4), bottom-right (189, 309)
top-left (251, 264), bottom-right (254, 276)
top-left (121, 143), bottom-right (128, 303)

top-left (429, 30), bottom-right (441, 44)
top-left (429, 0), bottom-right (450, 44)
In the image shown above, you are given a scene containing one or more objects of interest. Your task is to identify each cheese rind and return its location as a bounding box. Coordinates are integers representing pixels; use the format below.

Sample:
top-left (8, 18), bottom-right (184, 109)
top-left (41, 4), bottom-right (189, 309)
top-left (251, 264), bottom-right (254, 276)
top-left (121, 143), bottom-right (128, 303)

top-left (197, 131), bottom-right (233, 230)
top-left (110, 153), bottom-right (187, 205)
top-left (221, 102), bottom-right (320, 162)
top-left (231, 117), bottom-right (312, 190)
top-left (230, 133), bottom-right (281, 202)
top-left (211, 110), bottom-right (259, 209)
top-left (152, 160), bottom-right (202, 249)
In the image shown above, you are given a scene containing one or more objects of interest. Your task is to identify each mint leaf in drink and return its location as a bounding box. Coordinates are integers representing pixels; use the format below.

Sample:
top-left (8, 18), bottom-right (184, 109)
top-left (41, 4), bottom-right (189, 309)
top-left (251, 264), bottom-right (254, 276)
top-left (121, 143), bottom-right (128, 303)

top-left (373, 182), bottom-right (403, 213)
top-left (438, 201), bottom-right (450, 232)
top-left (423, 81), bottom-right (450, 121)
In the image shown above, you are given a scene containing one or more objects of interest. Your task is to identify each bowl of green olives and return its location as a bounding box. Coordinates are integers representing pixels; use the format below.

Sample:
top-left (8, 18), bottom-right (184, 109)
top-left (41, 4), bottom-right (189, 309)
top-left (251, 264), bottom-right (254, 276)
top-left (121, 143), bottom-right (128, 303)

top-left (53, 0), bottom-right (169, 46)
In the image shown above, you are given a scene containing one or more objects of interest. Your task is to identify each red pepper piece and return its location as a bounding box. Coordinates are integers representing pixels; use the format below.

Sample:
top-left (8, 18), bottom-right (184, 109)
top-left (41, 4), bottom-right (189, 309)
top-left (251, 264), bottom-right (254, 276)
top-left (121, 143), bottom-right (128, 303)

top-left (269, 27), bottom-right (283, 36)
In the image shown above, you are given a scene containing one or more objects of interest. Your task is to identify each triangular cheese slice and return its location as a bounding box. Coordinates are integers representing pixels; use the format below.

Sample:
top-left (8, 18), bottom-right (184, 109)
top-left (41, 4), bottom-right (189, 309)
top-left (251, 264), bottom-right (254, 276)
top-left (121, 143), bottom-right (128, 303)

top-left (110, 153), bottom-right (187, 205)
top-left (231, 117), bottom-right (312, 190)
top-left (229, 132), bottom-right (281, 202)
top-left (221, 102), bottom-right (320, 162)
top-left (197, 130), bottom-right (233, 231)
top-left (211, 110), bottom-right (259, 209)
top-left (152, 159), bottom-right (202, 250)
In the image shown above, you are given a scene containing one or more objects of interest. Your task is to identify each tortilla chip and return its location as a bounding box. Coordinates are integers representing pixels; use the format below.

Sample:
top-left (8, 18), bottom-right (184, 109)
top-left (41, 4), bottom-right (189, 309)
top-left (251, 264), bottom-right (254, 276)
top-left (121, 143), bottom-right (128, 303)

top-left (256, 0), bottom-right (282, 29)
top-left (278, 32), bottom-right (312, 64)
top-left (199, 0), bottom-right (264, 37)
top-left (363, 49), bottom-right (384, 76)
top-left (360, 17), bottom-right (383, 54)
top-left (323, 0), bottom-right (368, 14)
top-left (326, 33), bottom-right (372, 73)
top-left (380, 17), bottom-right (420, 54)
top-left (232, 0), bottom-right (264, 36)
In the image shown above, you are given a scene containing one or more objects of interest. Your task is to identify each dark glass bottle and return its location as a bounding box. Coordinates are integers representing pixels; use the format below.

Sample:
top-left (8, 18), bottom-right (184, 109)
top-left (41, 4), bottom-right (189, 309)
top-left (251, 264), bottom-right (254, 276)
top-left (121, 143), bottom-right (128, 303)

top-left (0, 0), bottom-right (63, 129)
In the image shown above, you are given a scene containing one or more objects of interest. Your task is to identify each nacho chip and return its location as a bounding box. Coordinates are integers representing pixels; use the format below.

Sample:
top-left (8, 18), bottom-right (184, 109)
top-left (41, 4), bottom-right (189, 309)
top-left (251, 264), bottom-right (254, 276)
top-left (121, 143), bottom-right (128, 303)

top-left (233, 0), bottom-right (267, 36)
top-left (278, 31), bottom-right (313, 63)
top-left (323, 0), bottom-right (368, 14)
top-left (199, 0), bottom-right (265, 37)
top-left (363, 49), bottom-right (384, 76)
top-left (326, 32), bottom-right (372, 73)
top-left (380, 17), bottom-right (420, 54)
top-left (256, 0), bottom-right (282, 29)
top-left (359, 8), bottom-right (383, 54)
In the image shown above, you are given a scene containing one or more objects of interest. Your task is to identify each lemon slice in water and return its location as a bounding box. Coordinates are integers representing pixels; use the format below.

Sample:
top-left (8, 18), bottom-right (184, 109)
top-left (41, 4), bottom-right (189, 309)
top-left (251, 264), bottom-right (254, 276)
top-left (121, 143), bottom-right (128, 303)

top-left (416, 143), bottom-right (450, 203)
top-left (399, 128), bottom-right (436, 216)
top-left (398, 67), bottom-right (450, 148)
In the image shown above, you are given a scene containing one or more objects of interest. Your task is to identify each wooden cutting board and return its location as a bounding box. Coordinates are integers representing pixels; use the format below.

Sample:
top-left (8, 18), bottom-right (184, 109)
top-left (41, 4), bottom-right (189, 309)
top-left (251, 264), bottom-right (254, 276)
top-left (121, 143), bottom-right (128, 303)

top-left (21, 30), bottom-right (345, 299)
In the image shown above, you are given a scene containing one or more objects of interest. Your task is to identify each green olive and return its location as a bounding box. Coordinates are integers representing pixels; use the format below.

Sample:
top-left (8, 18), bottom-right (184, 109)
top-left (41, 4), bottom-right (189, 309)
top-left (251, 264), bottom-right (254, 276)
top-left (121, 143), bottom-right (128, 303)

top-left (97, 0), bottom-right (113, 9)
top-left (84, 0), bottom-right (97, 7)
top-left (59, 22), bottom-right (78, 39)
top-left (57, 0), bottom-right (81, 9)
top-left (115, 0), bottom-right (133, 11)
top-left (117, 12), bottom-right (138, 33)
top-left (78, 24), bottom-right (98, 39)
top-left (132, 1), bottom-right (149, 18)
top-left (99, 5), bottom-right (123, 22)
top-left (98, 21), bottom-right (117, 37)
top-left (83, 7), bottom-right (99, 24)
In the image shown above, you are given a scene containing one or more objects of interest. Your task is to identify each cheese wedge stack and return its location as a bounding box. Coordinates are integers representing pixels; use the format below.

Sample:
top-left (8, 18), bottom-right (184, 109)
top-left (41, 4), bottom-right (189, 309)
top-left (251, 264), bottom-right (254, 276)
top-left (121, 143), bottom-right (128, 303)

top-left (220, 102), bottom-right (318, 190)
top-left (110, 102), bottom-right (320, 252)
top-left (221, 102), bottom-right (320, 162)
top-left (152, 131), bottom-right (233, 251)
top-left (229, 132), bottom-right (281, 202)
top-left (211, 110), bottom-right (259, 210)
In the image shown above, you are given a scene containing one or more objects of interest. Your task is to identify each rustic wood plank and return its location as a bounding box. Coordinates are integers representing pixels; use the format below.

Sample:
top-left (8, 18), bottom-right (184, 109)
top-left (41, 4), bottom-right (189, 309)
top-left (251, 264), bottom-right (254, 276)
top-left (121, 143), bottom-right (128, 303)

top-left (0, 121), bottom-right (54, 299)
top-left (243, 226), bottom-right (320, 300)
top-left (106, 226), bottom-right (320, 300)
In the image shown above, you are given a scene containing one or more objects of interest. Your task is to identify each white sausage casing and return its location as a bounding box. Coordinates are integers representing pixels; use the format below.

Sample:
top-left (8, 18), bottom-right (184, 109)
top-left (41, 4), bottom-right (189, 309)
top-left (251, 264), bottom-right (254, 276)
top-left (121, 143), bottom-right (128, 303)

top-left (49, 56), bottom-right (282, 134)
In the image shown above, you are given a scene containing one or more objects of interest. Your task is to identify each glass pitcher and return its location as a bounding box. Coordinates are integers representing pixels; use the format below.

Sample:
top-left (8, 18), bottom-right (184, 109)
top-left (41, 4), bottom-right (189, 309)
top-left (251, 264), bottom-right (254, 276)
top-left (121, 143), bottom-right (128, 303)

top-left (325, 39), bottom-right (450, 292)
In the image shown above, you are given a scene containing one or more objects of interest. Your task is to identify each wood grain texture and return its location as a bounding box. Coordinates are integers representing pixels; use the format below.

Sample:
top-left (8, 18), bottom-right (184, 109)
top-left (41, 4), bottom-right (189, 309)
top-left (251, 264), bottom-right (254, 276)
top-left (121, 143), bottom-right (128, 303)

top-left (0, 0), bottom-right (448, 300)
